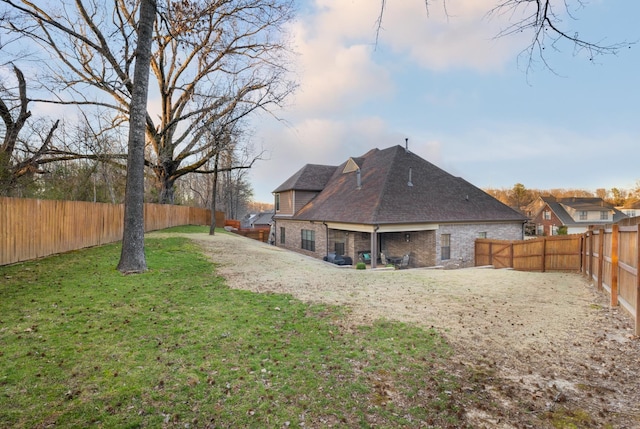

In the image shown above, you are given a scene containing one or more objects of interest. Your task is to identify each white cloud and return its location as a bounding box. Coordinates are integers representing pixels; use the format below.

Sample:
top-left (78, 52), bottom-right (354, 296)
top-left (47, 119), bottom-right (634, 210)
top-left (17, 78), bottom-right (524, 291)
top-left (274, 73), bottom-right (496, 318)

top-left (377, 0), bottom-right (528, 71)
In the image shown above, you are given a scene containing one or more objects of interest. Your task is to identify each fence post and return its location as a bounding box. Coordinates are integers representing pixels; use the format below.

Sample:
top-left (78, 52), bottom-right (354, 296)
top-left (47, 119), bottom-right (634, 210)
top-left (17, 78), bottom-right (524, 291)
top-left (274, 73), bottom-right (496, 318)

top-left (610, 224), bottom-right (619, 307)
top-left (597, 227), bottom-right (605, 291)
top-left (510, 242), bottom-right (514, 269)
top-left (541, 237), bottom-right (546, 273)
top-left (589, 227), bottom-right (595, 281)
top-left (489, 241), bottom-right (493, 267)
top-left (635, 224), bottom-right (640, 335)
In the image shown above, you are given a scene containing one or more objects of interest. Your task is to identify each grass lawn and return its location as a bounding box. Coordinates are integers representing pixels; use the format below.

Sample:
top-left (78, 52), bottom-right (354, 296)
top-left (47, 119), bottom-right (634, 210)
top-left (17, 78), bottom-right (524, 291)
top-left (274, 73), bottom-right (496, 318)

top-left (1, 227), bottom-right (475, 428)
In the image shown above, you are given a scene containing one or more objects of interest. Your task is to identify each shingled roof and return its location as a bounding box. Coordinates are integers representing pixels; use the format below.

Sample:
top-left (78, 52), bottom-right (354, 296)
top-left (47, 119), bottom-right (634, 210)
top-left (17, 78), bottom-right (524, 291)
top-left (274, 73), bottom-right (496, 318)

top-left (282, 145), bottom-right (526, 225)
top-left (272, 164), bottom-right (337, 193)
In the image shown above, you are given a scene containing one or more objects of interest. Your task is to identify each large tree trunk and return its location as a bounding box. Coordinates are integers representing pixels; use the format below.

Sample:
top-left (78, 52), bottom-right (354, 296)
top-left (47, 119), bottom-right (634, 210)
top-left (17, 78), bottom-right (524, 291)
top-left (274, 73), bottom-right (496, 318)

top-left (117, 0), bottom-right (156, 273)
top-left (159, 179), bottom-right (175, 204)
top-left (209, 152), bottom-right (220, 235)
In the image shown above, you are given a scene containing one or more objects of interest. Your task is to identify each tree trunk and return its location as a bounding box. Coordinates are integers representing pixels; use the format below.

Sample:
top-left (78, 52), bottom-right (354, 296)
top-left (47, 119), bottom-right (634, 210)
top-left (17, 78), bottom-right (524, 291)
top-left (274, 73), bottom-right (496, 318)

top-left (159, 178), bottom-right (175, 204)
top-left (117, 0), bottom-right (156, 273)
top-left (209, 152), bottom-right (220, 235)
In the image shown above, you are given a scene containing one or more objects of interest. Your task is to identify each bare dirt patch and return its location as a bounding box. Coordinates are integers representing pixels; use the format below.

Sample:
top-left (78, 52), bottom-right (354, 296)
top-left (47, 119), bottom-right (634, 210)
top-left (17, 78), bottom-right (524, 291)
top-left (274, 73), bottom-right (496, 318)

top-left (160, 232), bottom-right (640, 428)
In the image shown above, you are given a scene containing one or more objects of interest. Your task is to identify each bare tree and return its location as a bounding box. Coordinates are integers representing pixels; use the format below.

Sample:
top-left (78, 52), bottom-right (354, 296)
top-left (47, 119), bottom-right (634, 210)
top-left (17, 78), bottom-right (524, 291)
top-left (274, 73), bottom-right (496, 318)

top-left (487, 0), bottom-right (631, 72)
top-left (376, 1), bottom-right (630, 71)
top-left (0, 64), bottom-right (60, 195)
top-left (1, 0), bottom-right (295, 204)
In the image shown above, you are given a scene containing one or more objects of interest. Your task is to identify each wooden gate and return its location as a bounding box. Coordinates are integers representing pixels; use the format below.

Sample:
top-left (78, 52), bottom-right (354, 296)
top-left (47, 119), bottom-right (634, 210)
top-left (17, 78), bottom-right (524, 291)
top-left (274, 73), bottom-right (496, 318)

top-left (491, 242), bottom-right (513, 269)
top-left (475, 239), bottom-right (512, 268)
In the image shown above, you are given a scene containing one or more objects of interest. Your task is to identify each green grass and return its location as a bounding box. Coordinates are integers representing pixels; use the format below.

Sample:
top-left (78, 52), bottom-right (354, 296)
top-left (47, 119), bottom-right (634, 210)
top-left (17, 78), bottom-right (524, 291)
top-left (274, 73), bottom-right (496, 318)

top-left (1, 235), bottom-right (475, 428)
top-left (154, 225), bottom-right (211, 233)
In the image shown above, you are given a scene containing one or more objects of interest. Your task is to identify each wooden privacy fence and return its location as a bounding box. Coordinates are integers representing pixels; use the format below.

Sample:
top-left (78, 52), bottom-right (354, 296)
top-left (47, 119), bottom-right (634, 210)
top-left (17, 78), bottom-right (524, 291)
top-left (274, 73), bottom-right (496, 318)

top-left (0, 197), bottom-right (215, 266)
top-left (583, 221), bottom-right (640, 334)
top-left (232, 227), bottom-right (271, 243)
top-left (475, 235), bottom-right (583, 271)
top-left (476, 219), bottom-right (640, 334)
top-left (223, 220), bottom-right (270, 243)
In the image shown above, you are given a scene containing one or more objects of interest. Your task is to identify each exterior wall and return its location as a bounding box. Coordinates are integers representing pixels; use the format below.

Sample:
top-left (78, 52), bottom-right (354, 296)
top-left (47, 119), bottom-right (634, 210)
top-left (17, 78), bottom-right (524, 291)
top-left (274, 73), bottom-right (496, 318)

top-left (294, 191), bottom-right (318, 213)
top-left (380, 230), bottom-right (436, 268)
top-left (275, 191), bottom-right (319, 216)
top-left (351, 231), bottom-right (373, 262)
top-left (563, 205), bottom-right (610, 222)
top-left (567, 226), bottom-right (589, 235)
top-left (532, 204), bottom-right (564, 236)
top-left (276, 191), bottom-right (294, 215)
top-left (436, 222), bottom-right (523, 268)
top-left (273, 218), bottom-right (328, 260)
top-left (274, 219), bottom-right (523, 270)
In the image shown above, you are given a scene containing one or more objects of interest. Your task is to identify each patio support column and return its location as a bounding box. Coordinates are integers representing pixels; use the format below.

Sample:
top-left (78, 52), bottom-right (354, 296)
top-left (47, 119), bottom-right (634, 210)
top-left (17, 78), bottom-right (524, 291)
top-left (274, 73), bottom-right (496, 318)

top-left (371, 225), bottom-right (379, 269)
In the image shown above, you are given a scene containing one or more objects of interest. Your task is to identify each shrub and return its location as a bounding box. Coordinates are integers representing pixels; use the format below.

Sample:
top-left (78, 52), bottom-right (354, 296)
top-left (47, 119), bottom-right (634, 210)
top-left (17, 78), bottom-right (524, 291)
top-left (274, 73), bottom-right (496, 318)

top-left (356, 262), bottom-right (366, 270)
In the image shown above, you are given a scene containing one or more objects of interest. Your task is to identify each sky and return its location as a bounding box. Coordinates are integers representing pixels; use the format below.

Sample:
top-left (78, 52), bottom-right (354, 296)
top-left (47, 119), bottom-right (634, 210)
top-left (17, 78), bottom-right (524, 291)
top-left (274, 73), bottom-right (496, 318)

top-left (246, 0), bottom-right (640, 203)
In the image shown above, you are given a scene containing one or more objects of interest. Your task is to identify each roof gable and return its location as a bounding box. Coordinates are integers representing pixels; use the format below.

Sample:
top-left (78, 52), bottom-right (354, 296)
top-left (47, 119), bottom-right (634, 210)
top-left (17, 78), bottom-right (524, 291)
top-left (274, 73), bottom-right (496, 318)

top-left (342, 157), bottom-right (363, 173)
top-left (285, 145), bottom-right (526, 224)
top-left (272, 164), bottom-right (337, 193)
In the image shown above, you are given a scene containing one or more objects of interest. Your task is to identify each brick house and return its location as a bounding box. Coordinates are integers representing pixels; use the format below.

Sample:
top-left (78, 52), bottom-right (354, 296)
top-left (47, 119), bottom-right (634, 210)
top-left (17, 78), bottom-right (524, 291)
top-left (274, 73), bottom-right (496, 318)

top-left (527, 196), bottom-right (627, 236)
top-left (272, 145), bottom-right (527, 268)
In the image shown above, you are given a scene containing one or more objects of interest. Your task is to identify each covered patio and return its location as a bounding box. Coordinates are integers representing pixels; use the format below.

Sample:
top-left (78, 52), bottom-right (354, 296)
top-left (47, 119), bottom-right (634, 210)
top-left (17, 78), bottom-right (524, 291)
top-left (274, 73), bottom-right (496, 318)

top-left (324, 222), bottom-right (438, 268)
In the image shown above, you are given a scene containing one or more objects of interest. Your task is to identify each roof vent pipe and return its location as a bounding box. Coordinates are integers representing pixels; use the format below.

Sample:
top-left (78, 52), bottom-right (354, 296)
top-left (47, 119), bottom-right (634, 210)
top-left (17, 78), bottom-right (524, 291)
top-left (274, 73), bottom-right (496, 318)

top-left (408, 167), bottom-right (413, 187)
top-left (356, 168), bottom-right (362, 189)
top-left (405, 137), bottom-right (409, 152)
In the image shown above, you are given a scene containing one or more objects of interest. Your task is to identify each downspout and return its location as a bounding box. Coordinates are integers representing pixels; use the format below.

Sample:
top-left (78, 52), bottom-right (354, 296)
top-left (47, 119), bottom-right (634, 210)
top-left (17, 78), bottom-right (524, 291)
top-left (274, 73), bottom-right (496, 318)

top-left (272, 218), bottom-right (277, 246)
top-left (323, 221), bottom-right (329, 259)
top-left (371, 224), bottom-right (380, 269)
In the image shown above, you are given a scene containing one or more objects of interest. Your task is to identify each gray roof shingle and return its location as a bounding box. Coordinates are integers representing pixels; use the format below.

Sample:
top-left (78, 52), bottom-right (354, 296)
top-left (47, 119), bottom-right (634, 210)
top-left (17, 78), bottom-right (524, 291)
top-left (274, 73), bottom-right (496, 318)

top-left (282, 145), bottom-right (526, 225)
top-left (272, 164), bottom-right (337, 193)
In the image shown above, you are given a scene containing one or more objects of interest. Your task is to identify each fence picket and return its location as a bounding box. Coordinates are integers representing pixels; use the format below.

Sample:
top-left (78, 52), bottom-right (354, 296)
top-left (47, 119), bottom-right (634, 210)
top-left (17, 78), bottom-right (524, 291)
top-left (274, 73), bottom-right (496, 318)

top-left (1, 197), bottom-right (219, 266)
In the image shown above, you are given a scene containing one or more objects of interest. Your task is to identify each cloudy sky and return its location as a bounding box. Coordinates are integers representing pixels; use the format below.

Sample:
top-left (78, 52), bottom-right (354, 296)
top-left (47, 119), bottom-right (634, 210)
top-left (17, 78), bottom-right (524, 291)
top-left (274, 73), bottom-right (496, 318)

top-left (247, 0), bottom-right (639, 203)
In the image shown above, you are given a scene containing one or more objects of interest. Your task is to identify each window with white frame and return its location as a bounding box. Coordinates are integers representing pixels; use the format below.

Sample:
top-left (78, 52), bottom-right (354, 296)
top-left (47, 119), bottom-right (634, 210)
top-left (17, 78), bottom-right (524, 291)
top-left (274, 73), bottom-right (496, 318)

top-left (478, 232), bottom-right (487, 239)
top-left (543, 210), bottom-right (551, 220)
top-left (579, 211), bottom-right (588, 220)
top-left (441, 234), bottom-right (451, 260)
top-left (600, 211), bottom-right (608, 220)
top-left (301, 229), bottom-right (315, 251)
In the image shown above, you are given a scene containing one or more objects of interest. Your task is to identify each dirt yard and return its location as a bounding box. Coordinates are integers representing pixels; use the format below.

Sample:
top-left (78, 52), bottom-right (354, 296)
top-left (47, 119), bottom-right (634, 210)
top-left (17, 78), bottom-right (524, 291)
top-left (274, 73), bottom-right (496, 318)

top-left (160, 231), bottom-right (640, 428)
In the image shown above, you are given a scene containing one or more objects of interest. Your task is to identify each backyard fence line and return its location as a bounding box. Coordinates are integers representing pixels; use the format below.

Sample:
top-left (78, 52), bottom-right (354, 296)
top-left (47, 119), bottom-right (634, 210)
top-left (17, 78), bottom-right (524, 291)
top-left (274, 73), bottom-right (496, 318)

top-left (475, 235), bottom-right (583, 271)
top-left (583, 221), bottom-right (640, 335)
top-left (476, 218), bottom-right (640, 334)
top-left (223, 219), bottom-right (270, 243)
top-left (0, 197), bottom-right (221, 266)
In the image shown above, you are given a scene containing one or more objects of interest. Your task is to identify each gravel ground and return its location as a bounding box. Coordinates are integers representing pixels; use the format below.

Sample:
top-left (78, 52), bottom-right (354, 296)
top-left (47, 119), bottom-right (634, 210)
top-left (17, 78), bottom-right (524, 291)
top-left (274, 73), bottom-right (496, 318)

top-left (154, 231), bottom-right (640, 428)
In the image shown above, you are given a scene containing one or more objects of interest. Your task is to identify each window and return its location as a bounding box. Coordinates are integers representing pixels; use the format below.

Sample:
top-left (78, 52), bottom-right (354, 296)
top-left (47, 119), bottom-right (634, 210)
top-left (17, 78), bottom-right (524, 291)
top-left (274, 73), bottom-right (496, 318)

top-left (335, 242), bottom-right (345, 255)
top-left (441, 234), bottom-right (451, 260)
top-left (275, 193), bottom-right (280, 212)
top-left (280, 227), bottom-right (285, 244)
top-left (537, 224), bottom-right (544, 235)
top-left (478, 232), bottom-right (487, 239)
top-left (543, 210), bottom-right (551, 220)
top-left (579, 211), bottom-right (588, 220)
top-left (600, 211), bottom-right (608, 220)
top-left (301, 229), bottom-right (315, 251)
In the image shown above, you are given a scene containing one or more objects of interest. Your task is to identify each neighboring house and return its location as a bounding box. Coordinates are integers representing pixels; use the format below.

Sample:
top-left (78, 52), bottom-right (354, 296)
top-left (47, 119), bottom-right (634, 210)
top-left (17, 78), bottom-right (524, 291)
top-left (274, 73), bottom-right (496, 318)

top-left (618, 199), bottom-right (640, 218)
top-left (250, 211), bottom-right (274, 228)
top-left (272, 145), bottom-right (527, 268)
top-left (241, 212), bottom-right (274, 229)
top-left (527, 196), bottom-right (627, 236)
